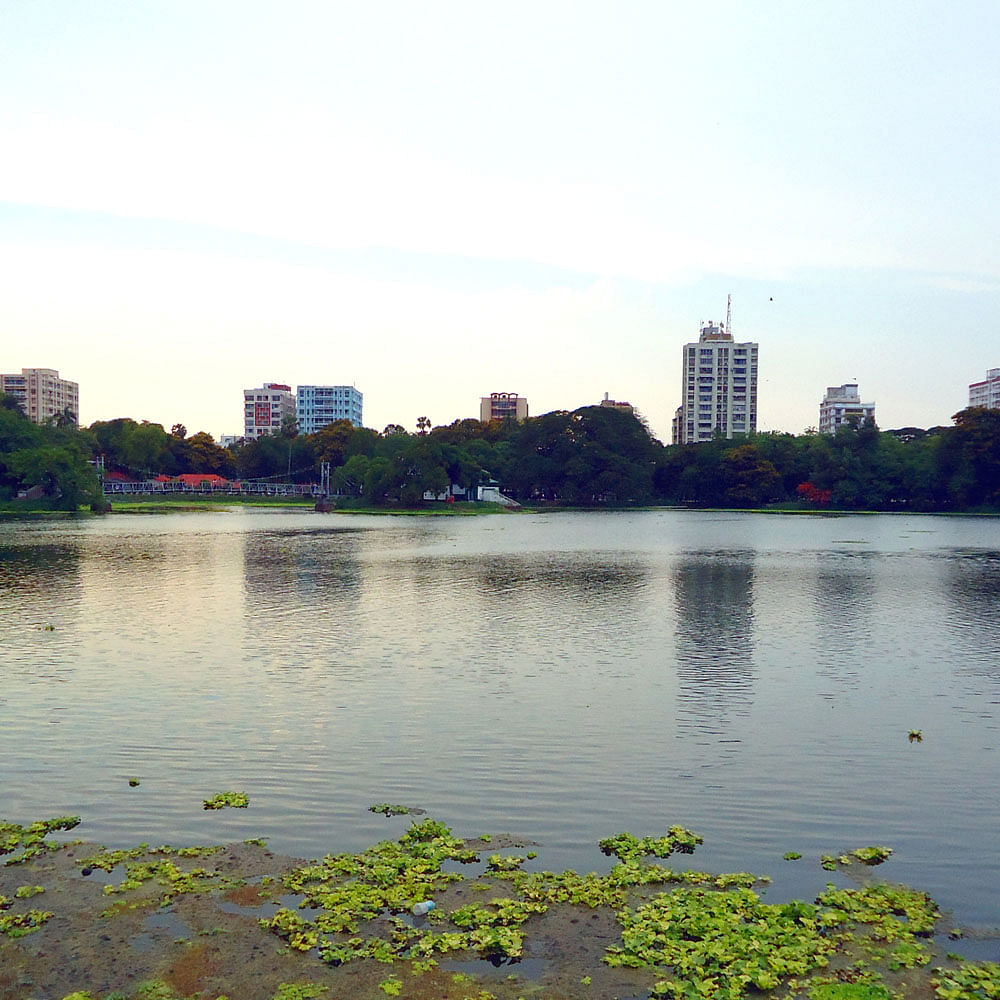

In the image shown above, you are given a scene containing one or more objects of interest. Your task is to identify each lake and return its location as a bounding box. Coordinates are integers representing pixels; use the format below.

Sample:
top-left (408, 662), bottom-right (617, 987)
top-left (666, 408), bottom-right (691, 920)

top-left (1, 509), bottom-right (998, 954)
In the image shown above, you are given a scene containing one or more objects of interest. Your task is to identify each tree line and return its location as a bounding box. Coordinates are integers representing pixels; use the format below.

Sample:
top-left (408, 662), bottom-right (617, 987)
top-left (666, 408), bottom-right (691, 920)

top-left (2, 390), bottom-right (999, 511)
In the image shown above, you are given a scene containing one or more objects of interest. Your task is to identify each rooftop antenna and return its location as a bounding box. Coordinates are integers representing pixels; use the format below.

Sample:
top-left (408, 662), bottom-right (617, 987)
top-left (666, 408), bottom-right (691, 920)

top-left (725, 293), bottom-right (732, 336)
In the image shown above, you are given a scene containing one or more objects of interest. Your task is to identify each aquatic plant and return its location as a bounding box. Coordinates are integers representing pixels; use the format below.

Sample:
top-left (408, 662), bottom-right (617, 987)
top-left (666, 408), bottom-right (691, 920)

top-left (203, 791), bottom-right (249, 810)
top-left (1, 815), bottom-right (80, 864)
top-left (933, 960), bottom-right (1000, 999)
top-left (909, 730), bottom-right (924, 743)
top-left (129, 777), bottom-right (141, 787)
top-left (1, 907), bottom-right (54, 937)
top-left (850, 846), bottom-right (893, 866)
top-left (369, 803), bottom-right (410, 816)
top-left (784, 851), bottom-right (803, 860)
top-left (599, 827), bottom-right (703, 862)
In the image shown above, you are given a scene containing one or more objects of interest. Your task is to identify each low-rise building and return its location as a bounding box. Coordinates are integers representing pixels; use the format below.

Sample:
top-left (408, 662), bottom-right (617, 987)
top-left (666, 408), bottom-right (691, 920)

top-left (599, 392), bottom-right (634, 414)
top-left (819, 383), bottom-right (876, 434)
top-left (243, 383), bottom-right (296, 440)
top-left (480, 392), bottom-right (528, 423)
top-left (0, 368), bottom-right (79, 425)
top-left (969, 368), bottom-right (1000, 409)
top-left (296, 385), bottom-right (363, 432)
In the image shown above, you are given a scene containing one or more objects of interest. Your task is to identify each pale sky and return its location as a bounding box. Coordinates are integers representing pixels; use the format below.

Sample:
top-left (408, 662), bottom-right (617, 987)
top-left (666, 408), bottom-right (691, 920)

top-left (2, 1), bottom-right (998, 442)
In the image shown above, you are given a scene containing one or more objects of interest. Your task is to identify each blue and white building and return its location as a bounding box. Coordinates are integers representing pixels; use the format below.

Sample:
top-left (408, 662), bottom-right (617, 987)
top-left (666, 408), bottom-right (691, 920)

top-left (296, 385), bottom-right (364, 433)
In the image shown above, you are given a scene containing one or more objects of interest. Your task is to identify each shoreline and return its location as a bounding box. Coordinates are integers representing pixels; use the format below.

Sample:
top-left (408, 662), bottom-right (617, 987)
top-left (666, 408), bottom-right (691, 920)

top-left (2, 809), bottom-right (997, 1000)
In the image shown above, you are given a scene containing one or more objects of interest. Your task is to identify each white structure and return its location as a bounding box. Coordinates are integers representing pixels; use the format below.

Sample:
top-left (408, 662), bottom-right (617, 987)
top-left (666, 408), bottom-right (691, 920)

top-left (819, 383), bottom-right (876, 434)
top-left (673, 318), bottom-right (758, 444)
top-left (296, 385), bottom-right (363, 433)
top-left (243, 383), bottom-right (296, 440)
top-left (969, 368), bottom-right (1000, 409)
top-left (480, 392), bottom-right (528, 423)
top-left (0, 368), bottom-right (79, 425)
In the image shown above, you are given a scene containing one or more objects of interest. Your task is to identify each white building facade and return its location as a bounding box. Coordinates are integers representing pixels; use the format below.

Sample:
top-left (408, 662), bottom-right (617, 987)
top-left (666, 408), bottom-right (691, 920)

top-left (673, 321), bottom-right (758, 444)
top-left (969, 368), bottom-right (1000, 409)
top-left (243, 383), bottom-right (296, 440)
top-left (0, 368), bottom-right (79, 425)
top-left (296, 385), bottom-right (363, 433)
top-left (819, 383), bottom-right (876, 434)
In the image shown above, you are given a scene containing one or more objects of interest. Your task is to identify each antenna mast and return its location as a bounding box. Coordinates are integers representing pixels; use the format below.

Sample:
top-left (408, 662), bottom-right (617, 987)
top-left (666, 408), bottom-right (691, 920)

top-left (726, 294), bottom-right (732, 337)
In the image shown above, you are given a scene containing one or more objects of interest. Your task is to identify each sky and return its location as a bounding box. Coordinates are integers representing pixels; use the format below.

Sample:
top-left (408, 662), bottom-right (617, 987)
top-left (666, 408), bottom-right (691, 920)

top-left (2, 0), bottom-right (999, 443)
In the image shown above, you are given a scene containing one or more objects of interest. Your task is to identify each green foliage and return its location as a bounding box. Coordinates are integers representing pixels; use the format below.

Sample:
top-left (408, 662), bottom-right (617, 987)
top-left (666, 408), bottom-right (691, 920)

top-left (784, 851), bottom-right (803, 860)
top-left (850, 846), bottom-right (893, 865)
top-left (271, 984), bottom-right (329, 1000)
top-left (369, 803), bottom-right (410, 816)
top-left (809, 985), bottom-right (890, 999)
top-left (933, 960), bottom-right (1000, 999)
top-left (203, 791), bottom-right (249, 810)
top-left (1, 814), bottom-right (81, 864)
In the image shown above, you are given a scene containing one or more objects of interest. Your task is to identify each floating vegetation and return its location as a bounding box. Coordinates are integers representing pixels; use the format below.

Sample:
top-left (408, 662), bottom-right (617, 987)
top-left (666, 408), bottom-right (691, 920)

top-left (129, 777), bottom-right (141, 787)
top-left (368, 803), bottom-right (410, 816)
top-left (0, 815), bottom-right (80, 865)
top-left (909, 729), bottom-right (924, 743)
top-left (850, 846), bottom-right (894, 866)
top-left (203, 791), bottom-right (249, 810)
top-left (784, 851), bottom-right (804, 861)
top-left (2, 811), bottom-right (998, 1000)
top-left (933, 959), bottom-right (1000, 999)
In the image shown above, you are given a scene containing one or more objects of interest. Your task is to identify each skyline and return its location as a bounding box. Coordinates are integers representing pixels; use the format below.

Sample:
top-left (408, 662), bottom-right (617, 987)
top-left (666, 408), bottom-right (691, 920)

top-left (2, 2), bottom-right (999, 442)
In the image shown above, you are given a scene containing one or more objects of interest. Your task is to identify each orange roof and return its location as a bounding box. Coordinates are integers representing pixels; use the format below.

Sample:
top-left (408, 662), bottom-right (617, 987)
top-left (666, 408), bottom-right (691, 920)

top-left (174, 473), bottom-right (230, 486)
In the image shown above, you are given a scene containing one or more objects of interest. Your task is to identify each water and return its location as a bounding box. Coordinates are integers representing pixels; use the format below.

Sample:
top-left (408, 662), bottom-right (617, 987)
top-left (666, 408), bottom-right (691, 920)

top-left (1, 509), bottom-right (998, 949)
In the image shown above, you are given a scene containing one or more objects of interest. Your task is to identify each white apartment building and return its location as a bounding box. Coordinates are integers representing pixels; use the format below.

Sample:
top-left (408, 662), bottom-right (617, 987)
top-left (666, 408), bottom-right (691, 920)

top-left (0, 368), bottom-right (79, 425)
top-left (969, 368), bottom-right (1000, 409)
top-left (673, 320), bottom-right (758, 444)
top-left (480, 393), bottom-right (529, 423)
top-left (819, 383), bottom-right (876, 434)
top-left (243, 383), bottom-right (296, 440)
top-left (296, 385), bottom-right (363, 433)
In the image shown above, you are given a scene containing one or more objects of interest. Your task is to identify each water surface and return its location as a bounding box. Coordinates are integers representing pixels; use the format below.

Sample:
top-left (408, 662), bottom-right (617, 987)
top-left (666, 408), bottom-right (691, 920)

top-left (1, 509), bottom-right (998, 949)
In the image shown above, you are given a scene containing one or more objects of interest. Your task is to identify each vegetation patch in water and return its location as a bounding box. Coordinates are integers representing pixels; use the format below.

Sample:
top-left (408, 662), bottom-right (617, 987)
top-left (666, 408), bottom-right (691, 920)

top-left (3, 809), bottom-right (999, 1000)
top-left (1, 815), bottom-right (81, 865)
top-left (203, 792), bottom-right (249, 810)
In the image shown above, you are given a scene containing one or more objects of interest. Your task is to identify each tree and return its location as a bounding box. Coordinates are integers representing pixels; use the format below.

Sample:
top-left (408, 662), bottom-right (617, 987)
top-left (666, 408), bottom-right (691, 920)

top-left (4, 445), bottom-right (101, 510)
top-left (382, 424), bottom-right (407, 438)
top-left (416, 416), bottom-right (431, 436)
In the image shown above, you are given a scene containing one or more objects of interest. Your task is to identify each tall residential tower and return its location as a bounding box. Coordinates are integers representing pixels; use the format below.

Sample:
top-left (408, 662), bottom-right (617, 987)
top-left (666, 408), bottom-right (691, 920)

top-left (672, 311), bottom-right (758, 445)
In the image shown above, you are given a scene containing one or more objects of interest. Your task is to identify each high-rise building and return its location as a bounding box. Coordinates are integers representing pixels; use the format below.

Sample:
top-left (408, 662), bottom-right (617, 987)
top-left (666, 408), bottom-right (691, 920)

top-left (819, 383), bottom-right (876, 434)
top-left (243, 383), bottom-right (296, 440)
top-left (296, 385), bottom-right (363, 433)
top-left (480, 393), bottom-right (528, 423)
top-left (0, 368), bottom-right (79, 425)
top-left (969, 368), bottom-right (1000, 409)
top-left (673, 317), bottom-right (758, 444)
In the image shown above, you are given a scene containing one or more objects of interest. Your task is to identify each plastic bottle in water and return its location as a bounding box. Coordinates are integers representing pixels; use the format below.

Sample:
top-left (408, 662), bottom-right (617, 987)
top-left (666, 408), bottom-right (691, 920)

top-left (411, 900), bottom-right (435, 916)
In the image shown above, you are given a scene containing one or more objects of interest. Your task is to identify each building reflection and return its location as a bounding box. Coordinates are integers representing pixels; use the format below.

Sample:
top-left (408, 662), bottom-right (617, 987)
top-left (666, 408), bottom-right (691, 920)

top-left (811, 552), bottom-right (876, 688)
top-left (0, 540), bottom-right (82, 676)
top-left (241, 527), bottom-right (367, 672)
top-left (945, 549), bottom-right (1000, 680)
top-left (672, 552), bottom-right (756, 733)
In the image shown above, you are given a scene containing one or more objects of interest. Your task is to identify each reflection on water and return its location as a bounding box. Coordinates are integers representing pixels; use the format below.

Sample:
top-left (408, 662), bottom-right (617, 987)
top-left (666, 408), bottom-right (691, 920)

top-left (1, 511), bottom-right (999, 945)
top-left (673, 552), bottom-right (755, 734)
top-left (944, 548), bottom-right (1000, 683)
top-left (812, 552), bottom-right (876, 689)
